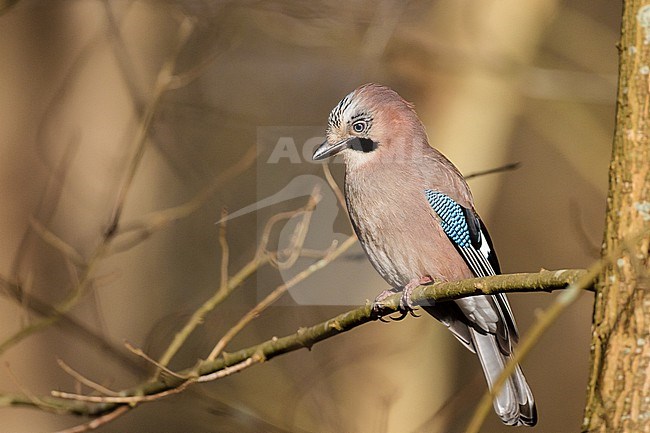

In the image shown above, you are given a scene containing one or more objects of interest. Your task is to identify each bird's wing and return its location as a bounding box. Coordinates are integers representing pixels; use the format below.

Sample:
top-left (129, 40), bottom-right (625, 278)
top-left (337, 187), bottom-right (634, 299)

top-left (424, 189), bottom-right (519, 352)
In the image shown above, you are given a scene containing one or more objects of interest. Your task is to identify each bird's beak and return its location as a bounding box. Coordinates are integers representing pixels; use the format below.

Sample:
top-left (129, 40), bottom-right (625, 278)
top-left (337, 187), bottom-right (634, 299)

top-left (312, 138), bottom-right (352, 160)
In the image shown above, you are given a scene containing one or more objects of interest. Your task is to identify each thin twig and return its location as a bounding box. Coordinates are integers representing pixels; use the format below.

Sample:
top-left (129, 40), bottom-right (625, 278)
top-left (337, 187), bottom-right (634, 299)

top-left (464, 162), bottom-right (520, 180)
top-left (155, 186), bottom-right (319, 373)
top-left (52, 357), bottom-right (259, 405)
top-left (296, 244), bottom-right (339, 259)
top-left (57, 359), bottom-right (119, 397)
top-left (102, 0), bottom-right (144, 114)
top-left (28, 217), bottom-right (85, 266)
top-left (124, 341), bottom-right (190, 380)
top-left (0, 275), bottom-right (145, 376)
top-left (112, 145), bottom-right (257, 248)
top-left (154, 255), bottom-right (268, 372)
top-left (52, 384), bottom-right (191, 404)
top-left (106, 15), bottom-right (195, 236)
top-left (0, 249), bottom-right (103, 356)
top-left (167, 46), bottom-right (225, 90)
top-left (464, 231), bottom-right (649, 432)
top-left (18, 271), bottom-right (33, 327)
top-left (4, 362), bottom-right (54, 412)
top-left (219, 208), bottom-right (229, 289)
top-left (197, 354), bottom-right (262, 382)
top-left (270, 186), bottom-right (321, 269)
top-left (464, 265), bottom-right (599, 433)
top-left (51, 406), bottom-right (130, 433)
top-left (208, 234), bottom-right (357, 361)
top-left (0, 16), bottom-right (196, 356)
top-left (322, 162), bottom-right (346, 211)
top-left (257, 197), bottom-right (318, 261)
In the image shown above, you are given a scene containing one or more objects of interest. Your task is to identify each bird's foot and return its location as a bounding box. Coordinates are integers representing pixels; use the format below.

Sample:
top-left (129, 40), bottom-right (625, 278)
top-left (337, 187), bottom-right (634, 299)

top-left (399, 276), bottom-right (434, 312)
top-left (372, 288), bottom-right (402, 321)
top-left (372, 276), bottom-right (434, 321)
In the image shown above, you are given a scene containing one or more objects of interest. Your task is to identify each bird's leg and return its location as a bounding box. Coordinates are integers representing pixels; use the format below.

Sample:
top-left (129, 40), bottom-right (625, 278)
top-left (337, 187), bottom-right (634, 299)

top-left (372, 287), bottom-right (402, 321)
top-left (372, 276), bottom-right (434, 321)
top-left (374, 287), bottom-right (401, 304)
top-left (399, 275), bottom-right (434, 312)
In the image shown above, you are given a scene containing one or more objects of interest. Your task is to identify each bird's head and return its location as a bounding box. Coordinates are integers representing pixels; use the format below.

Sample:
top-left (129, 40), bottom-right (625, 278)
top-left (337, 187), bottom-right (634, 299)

top-left (312, 83), bottom-right (427, 167)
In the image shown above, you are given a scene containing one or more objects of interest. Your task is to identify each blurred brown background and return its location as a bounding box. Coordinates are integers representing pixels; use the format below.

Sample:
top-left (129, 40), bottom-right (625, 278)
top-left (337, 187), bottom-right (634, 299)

top-left (0, 1), bottom-right (617, 432)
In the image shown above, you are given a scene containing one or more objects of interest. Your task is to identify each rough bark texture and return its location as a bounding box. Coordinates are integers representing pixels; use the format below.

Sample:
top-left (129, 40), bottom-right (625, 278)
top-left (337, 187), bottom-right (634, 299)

top-left (583, 1), bottom-right (650, 431)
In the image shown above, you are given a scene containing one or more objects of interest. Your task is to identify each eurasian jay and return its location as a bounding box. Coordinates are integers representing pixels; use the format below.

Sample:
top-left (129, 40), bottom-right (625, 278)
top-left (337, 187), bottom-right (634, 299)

top-left (312, 83), bottom-right (536, 426)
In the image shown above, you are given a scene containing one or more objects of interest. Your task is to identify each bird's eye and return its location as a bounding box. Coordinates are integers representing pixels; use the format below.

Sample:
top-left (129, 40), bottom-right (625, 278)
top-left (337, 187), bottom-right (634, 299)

top-left (352, 120), bottom-right (366, 133)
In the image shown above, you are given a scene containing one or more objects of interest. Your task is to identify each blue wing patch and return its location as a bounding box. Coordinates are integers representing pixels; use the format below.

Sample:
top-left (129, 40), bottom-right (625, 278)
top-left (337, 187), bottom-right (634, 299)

top-left (424, 190), bottom-right (471, 248)
top-left (424, 189), bottom-right (517, 348)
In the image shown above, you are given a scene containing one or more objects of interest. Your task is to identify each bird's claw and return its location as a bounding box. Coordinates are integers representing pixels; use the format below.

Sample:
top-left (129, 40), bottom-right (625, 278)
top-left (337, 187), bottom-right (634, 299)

top-left (376, 309), bottom-right (408, 322)
top-left (398, 285), bottom-right (420, 318)
top-left (372, 288), bottom-right (400, 320)
top-left (388, 310), bottom-right (409, 321)
top-left (398, 275), bottom-right (434, 317)
top-left (398, 287), bottom-right (415, 311)
top-left (372, 286), bottom-right (418, 321)
top-left (372, 277), bottom-right (433, 320)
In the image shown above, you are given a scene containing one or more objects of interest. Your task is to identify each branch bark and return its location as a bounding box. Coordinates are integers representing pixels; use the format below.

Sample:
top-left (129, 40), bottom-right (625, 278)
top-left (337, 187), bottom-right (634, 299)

top-left (583, 1), bottom-right (650, 431)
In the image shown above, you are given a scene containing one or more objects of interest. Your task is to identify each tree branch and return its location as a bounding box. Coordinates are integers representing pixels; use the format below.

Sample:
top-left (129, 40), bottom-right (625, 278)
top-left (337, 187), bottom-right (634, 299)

top-left (13, 268), bottom-right (591, 418)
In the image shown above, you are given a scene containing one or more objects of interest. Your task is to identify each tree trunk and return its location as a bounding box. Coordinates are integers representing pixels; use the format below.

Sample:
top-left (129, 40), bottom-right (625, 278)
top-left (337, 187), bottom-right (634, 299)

top-left (583, 1), bottom-right (650, 432)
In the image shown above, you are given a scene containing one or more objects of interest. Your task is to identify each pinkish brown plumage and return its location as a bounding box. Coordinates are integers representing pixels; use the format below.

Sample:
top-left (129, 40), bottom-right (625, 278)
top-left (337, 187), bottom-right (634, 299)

top-left (313, 83), bottom-right (536, 426)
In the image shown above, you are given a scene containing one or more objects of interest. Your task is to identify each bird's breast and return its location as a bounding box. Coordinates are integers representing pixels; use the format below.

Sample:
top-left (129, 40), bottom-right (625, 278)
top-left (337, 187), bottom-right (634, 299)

top-left (344, 168), bottom-right (472, 288)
